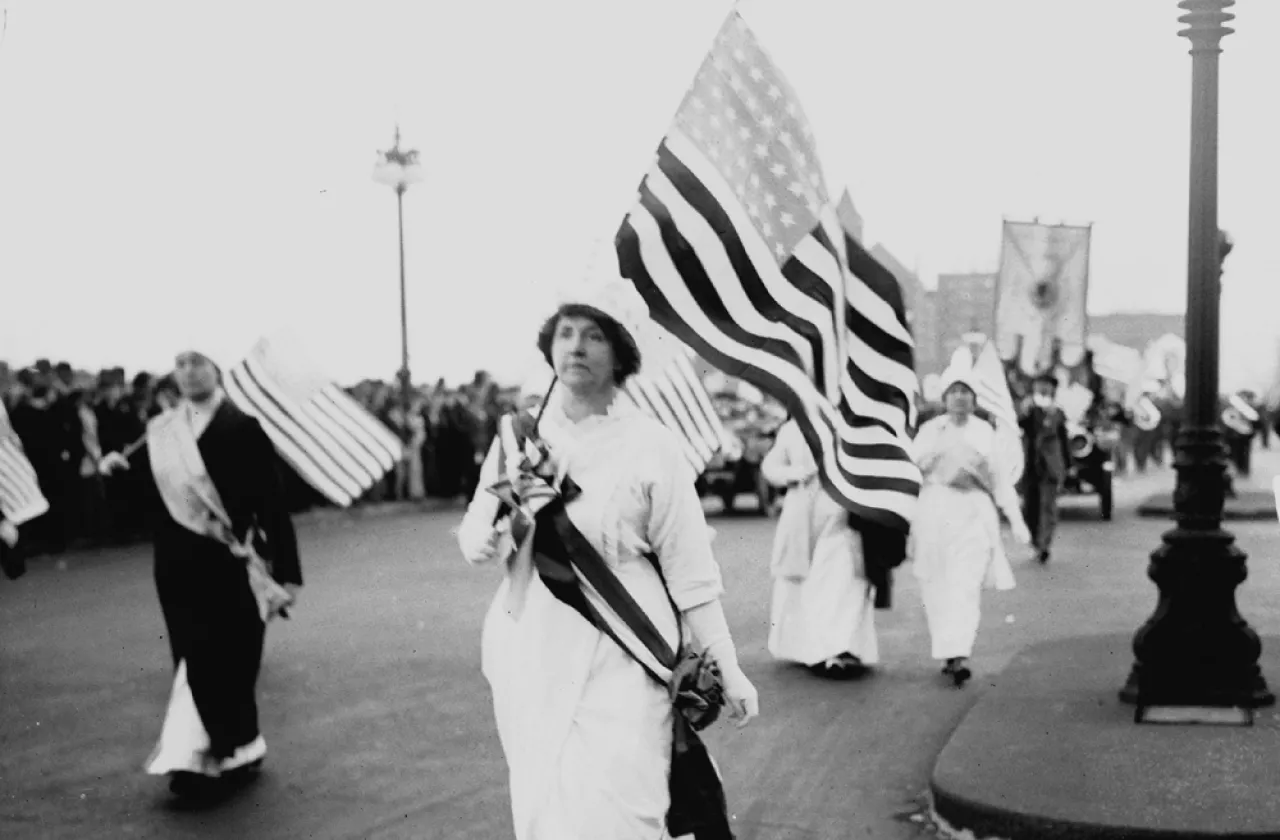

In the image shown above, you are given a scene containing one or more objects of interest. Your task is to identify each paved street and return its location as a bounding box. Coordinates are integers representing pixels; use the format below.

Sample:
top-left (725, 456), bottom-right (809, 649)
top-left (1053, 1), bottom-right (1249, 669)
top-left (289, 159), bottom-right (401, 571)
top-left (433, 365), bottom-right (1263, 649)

top-left (3, 455), bottom-right (1279, 840)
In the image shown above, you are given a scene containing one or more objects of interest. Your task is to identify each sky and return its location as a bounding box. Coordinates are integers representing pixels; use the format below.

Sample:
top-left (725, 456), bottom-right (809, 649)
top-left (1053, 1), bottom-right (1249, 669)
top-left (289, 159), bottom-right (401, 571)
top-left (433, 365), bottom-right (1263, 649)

top-left (1, 0), bottom-right (1277, 392)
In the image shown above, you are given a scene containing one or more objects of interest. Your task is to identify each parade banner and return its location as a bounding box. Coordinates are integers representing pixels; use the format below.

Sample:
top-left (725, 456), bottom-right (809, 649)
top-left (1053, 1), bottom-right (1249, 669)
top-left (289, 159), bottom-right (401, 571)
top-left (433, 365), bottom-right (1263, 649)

top-left (995, 220), bottom-right (1092, 376)
top-left (1086, 335), bottom-right (1145, 388)
top-left (1143, 333), bottom-right (1186, 400)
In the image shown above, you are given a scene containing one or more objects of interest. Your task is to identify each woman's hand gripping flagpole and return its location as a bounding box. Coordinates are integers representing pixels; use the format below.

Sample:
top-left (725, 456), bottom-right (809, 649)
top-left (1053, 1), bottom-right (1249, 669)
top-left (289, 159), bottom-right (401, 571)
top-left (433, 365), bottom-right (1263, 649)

top-left (481, 380), bottom-right (571, 618)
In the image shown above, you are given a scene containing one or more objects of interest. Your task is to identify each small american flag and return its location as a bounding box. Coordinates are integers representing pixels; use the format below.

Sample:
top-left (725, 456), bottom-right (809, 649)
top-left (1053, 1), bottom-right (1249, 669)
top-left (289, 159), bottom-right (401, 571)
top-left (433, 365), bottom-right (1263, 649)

top-left (620, 346), bottom-right (735, 476)
top-left (616, 11), bottom-right (920, 530)
top-left (0, 402), bottom-right (50, 526)
top-left (222, 337), bottom-right (403, 507)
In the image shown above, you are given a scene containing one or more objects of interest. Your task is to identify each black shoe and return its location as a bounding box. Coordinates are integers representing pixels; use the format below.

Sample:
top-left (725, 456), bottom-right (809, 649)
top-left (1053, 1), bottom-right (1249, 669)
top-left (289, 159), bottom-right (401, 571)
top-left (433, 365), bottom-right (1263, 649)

top-left (168, 771), bottom-right (212, 798)
top-left (1037, 550), bottom-right (1050, 564)
top-left (942, 658), bottom-right (972, 687)
top-left (809, 655), bottom-right (866, 680)
top-left (220, 758), bottom-right (264, 789)
top-left (835, 653), bottom-right (869, 678)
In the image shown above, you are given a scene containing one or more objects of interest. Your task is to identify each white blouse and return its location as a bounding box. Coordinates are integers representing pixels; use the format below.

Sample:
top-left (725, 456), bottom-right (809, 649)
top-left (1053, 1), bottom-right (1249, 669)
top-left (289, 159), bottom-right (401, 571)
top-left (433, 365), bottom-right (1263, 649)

top-left (457, 391), bottom-right (724, 613)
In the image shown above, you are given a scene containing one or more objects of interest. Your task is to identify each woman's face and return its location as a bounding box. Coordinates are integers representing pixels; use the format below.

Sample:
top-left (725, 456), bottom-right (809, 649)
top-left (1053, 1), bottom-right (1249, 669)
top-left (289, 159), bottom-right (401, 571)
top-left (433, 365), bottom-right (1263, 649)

top-left (551, 314), bottom-right (616, 395)
top-left (944, 384), bottom-right (975, 416)
top-left (174, 352), bottom-right (219, 400)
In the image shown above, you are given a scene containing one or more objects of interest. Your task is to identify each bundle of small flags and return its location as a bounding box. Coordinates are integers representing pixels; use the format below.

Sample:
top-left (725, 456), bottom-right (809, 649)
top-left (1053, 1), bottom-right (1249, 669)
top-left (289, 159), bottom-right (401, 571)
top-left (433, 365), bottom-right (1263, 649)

top-left (487, 411), bottom-right (579, 543)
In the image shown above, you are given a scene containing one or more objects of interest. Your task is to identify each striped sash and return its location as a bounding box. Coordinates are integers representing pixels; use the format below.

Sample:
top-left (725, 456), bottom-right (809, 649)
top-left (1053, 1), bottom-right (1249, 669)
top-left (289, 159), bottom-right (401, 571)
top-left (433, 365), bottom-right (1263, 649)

top-left (490, 413), bottom-right (734, 839)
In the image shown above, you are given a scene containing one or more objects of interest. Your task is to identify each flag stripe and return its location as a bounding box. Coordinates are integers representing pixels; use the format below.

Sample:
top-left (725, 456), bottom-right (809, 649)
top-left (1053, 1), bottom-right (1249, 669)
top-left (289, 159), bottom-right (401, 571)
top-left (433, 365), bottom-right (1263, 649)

top-left (620, 347), bottom-right (730, 475)
top-left (783, 253), bottom-right (907, 435)
top-left (225, 365), bottom-right (363, 506)
top-left (649, 136), bottom-right (914, 454)
top-left (0, 438), bottom-right (49, 524)
top-left (622, 383), bottom-right (707, 472)
top-left (240, 357), bottom-right (373, 495)
top-left (225, 367), bottom-right (359, 506)
top-left (654, 141), bottom-right (819, 371)
top-left (619, 209), bottom-right (918, 530)
top-left (674, 353), bottom-right (737, 454)
top-left (321, 386), bottom-right (404, 460)
top-left (306, 393), bottom-right (396, 475)
top-left (629, 377), bottom-right (715, 468)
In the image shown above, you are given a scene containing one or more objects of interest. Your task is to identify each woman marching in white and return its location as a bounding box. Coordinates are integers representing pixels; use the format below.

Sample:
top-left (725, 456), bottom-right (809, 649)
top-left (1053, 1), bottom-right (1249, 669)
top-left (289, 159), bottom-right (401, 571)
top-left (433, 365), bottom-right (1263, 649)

top-left (457, 271), bottom-right (759, 840)
top-left (761, 418), bottom-right (878, 678)
top-left (911, 373), bottom-right (1031, 686)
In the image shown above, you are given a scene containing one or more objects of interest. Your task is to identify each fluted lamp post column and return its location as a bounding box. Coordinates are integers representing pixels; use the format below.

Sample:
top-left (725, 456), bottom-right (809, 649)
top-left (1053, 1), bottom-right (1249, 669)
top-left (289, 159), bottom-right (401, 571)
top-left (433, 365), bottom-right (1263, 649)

top-left (1119, 0), bottom-right (1274, 712)
top-left (372, 125), bottom-right (424, 425)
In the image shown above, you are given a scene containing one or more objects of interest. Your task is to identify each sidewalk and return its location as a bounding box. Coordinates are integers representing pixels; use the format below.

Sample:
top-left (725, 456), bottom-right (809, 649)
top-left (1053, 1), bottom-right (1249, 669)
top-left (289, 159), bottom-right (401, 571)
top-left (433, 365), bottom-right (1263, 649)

top-left (928, 445), bottom-right (1280, 839)
top-left (1135, 445), bottom-right (1280, 521)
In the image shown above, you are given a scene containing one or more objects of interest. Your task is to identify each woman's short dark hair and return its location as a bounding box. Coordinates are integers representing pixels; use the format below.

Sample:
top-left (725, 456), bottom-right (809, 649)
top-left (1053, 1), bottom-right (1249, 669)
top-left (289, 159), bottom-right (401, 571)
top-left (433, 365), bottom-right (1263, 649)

top-left (536, 304), bottom-right (641, 386)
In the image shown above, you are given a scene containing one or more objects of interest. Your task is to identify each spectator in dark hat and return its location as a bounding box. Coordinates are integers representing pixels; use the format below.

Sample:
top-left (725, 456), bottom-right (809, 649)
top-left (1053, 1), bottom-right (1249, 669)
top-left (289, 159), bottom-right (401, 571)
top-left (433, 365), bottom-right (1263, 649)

top-left (1018, 372), bottom-right (1071, 564)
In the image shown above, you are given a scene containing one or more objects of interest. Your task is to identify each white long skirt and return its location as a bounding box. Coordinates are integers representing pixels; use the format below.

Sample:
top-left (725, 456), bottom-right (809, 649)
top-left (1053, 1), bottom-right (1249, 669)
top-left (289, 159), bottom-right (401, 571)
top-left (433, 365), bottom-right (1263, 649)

top-left (144, 660), bottom-right (267, 777)
top-left (768, 522), bottom-right (878, 667)
top-left (911, 484), bottom-right (1015, 661)
top-left (482, 575), bottom-right (678, 840)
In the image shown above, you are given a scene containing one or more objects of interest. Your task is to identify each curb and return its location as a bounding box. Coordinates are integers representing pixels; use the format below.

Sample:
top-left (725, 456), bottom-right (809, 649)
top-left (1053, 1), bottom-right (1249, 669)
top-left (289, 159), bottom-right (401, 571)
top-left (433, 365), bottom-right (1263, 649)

top-left (1137, 489), bottom-right (1277, 522)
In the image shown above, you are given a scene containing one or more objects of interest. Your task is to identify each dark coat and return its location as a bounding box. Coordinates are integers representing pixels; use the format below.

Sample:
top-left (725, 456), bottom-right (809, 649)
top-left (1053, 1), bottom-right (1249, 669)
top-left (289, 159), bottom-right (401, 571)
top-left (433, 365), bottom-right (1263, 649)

top-left (126, 398), bottom-right (300, 758)
top-left (129, 399), bottom-right (301, 586)
top-left (1019, 404), bottom-right (1071, 485)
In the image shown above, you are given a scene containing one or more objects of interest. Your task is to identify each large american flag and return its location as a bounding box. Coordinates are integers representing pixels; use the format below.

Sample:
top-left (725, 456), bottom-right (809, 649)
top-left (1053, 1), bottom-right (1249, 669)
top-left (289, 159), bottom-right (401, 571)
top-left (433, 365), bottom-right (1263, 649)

top-left (615, 12), bottom-right (920, 530)
top-left (223, 337), bottom-right (403, 507)
top-left (620, 346), bottom-right (736, 476)
top-left (0, 402), bottom-right (49, 526)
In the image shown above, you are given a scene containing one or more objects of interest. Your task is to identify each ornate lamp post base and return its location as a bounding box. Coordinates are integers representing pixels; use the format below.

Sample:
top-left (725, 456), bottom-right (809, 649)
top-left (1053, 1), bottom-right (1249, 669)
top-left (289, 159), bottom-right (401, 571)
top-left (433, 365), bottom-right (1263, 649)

top-left (1119, 430), bottom-right (1275, 708)
top-left (1120, 0), bottom-right (1272, 712)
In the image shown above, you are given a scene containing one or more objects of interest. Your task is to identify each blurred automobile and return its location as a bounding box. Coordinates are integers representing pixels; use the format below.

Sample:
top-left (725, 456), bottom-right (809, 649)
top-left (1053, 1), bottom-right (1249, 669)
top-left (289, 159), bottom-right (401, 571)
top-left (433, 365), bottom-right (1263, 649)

top-left (696, 379), bottom-right (787, 515)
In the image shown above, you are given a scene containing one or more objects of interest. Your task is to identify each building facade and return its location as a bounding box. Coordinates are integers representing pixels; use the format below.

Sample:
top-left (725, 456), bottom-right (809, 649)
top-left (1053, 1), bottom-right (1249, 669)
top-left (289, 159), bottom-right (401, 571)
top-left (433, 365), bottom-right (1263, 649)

top-left (926, 272), bottom-right (998, 375)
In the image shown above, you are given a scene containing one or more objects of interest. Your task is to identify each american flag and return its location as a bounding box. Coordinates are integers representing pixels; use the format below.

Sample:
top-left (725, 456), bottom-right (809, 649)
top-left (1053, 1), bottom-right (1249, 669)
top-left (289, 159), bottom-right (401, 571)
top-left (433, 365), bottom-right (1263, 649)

top-left (620, 346), bottom-right (736, 476)
top-left (222, 337), bottom-right (404, 507)
top-left (0, 402), bottom-right (49, 526)
top-left (615, 12), bottom-right (920, 530)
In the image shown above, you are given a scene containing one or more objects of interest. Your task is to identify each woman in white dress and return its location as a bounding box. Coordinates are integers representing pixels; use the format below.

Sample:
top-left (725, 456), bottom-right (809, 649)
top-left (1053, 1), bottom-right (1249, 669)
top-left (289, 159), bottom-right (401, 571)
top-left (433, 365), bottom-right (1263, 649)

top-left (911, 376), bottom-right (1031, 686)
top-left (761, 418), bottom-right (878, 678)
top-left (457, 275), bottom-right (759, 840)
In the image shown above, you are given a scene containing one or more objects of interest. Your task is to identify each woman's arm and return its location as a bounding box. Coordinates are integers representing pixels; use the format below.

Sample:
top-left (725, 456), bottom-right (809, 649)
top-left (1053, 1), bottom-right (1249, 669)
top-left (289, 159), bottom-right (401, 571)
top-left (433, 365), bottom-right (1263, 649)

top-left (645, 430), bottom-right (758, 723)
top-left (456, 435), bottom-right (513, 565)
top-left (646, 431), bottom-right (725, 615)
top-left (912, 419), bottom-right (946, 474)
top-left (244, 418), bottom-right (302, 586)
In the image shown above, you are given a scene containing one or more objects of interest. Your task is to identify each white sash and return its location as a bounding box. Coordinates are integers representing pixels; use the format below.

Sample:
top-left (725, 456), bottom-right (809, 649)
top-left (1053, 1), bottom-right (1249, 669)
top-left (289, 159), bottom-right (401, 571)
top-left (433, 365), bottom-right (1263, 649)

top-left (148, 409), bottom-right (293, 622)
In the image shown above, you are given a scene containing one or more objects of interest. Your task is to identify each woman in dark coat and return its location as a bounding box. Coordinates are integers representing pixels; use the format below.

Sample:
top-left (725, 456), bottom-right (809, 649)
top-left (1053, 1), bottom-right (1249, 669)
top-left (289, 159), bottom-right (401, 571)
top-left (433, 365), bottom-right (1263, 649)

top-left (100, 350), bottom-right (301, 797)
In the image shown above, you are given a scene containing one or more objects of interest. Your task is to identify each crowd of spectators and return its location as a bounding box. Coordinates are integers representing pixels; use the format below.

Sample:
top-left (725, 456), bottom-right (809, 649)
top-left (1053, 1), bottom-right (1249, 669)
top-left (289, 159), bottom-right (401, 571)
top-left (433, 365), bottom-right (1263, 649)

top-left (0, 359), bottom-right (517, 556)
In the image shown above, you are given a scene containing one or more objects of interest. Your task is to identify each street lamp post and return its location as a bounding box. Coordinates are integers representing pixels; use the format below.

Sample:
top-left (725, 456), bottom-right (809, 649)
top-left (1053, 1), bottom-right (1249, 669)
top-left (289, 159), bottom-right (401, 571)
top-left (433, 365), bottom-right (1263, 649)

top-left (372, 125), bottom-right (424, 427)
top-left (1119, 0), bottom-right (1274, 710)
